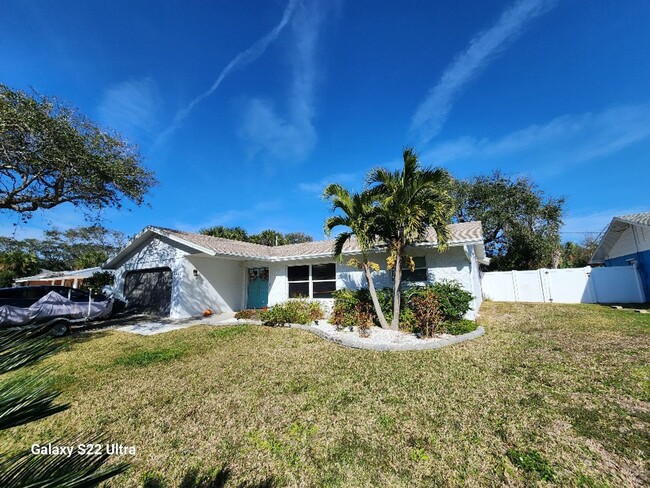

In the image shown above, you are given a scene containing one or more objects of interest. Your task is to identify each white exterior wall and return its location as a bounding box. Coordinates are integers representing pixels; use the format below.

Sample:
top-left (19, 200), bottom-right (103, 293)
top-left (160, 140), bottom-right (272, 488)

top-left (185, 255), bottom-right (245, 314)
top-left (608, 224), bottom-right (650, 258)
top-left (112, 236), bottom-right (245, 318)
top-left (267, 245), bottom-right (479, 319)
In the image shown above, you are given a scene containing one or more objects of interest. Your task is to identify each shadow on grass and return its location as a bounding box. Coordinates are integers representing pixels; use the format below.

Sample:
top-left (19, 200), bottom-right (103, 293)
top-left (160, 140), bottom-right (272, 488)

top-left (142, 465), bottom-right (275, 488)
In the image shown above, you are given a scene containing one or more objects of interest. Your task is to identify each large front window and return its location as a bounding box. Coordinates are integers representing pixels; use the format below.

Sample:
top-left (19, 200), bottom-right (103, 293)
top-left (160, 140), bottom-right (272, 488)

top-left (288, 263), bottom-right (336, 298)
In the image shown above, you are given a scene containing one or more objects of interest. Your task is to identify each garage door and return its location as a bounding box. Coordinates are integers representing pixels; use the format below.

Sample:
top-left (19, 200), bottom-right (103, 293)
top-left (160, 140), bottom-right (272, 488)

top-left (124, 267), bottom-right (173, 316)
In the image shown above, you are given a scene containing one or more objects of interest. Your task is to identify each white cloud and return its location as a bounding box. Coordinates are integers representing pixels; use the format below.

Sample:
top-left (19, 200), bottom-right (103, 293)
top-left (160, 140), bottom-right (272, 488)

top-left (239, 0), bottom-right (323, 162)
top-left (298, 172), bottom-right (360, 196)
top-left (98, 78), bottom-right (161, 140)
top-left (410, 0), bottom-right (556, 146)
top-left (156, 0), bottom-right (298, 144)
top-left (422, 103), bottom-right (650, 173)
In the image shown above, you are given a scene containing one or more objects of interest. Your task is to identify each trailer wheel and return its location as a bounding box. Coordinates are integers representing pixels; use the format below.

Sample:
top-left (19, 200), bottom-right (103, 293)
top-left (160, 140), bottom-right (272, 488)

top-left (48, 320), bottom-right (70, 337)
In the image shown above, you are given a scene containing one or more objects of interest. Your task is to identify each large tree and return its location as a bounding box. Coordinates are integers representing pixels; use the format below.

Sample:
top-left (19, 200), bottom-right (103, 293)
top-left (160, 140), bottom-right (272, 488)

top-left (323, 185), bottom-right (390, 329)
top-left (0, 84), bottom-right (156, 216)
top-left (454, 171), bottom-right (564, 271)
top-left (0, 225), bottom-right (125, 285)
top-left (367, 148), bottom-right (455, 330)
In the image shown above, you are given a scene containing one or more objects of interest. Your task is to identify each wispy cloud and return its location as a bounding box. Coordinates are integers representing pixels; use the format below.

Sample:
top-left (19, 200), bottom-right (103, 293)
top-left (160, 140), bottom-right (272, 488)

top-left (238, 0), bottom-right (324, 162)
top-left (423, 103), bottom-right (650, 174)
top-left (410, 0), bottom-right (556, 146)
top-left (174, 200), bottom-right (282, 232)
top-left (98, 78), bottom-right (161, 140)
top-left (298, 172), bottom-right (360, 196)
top-left (562, 207), bottom-right (648, 237)
top-left (156, 0), bottom-right (298, 145)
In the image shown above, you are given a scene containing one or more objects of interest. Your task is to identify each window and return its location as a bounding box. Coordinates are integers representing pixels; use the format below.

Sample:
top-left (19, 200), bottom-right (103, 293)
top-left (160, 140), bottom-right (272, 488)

top-left (402, 256), bottom-right (428, 282)
top-left (288, 263), bottom-right (336, 298)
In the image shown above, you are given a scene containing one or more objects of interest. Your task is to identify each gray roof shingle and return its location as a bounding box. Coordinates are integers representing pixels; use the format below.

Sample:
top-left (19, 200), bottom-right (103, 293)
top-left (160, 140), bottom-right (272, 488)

top-left (617, 212), bottom-right (650, 227)
top-left (154, 221), bottom-right (484, 260)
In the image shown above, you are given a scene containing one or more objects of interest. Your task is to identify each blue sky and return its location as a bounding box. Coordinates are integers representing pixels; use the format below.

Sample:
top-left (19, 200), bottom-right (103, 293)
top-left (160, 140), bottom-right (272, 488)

top-left (1, 0), bottom-right (649, 242)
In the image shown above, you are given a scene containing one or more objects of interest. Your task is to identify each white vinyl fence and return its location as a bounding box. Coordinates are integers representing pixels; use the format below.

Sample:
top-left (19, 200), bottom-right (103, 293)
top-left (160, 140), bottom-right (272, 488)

top-left (481, 266), bottom-right (646, 304)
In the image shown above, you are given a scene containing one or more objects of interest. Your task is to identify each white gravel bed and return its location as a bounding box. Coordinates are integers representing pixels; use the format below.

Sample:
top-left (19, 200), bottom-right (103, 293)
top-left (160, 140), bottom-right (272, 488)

top-left (313, 321), bottom-right (452, 344)
top-left (295, 321), bottom-right (484, 351)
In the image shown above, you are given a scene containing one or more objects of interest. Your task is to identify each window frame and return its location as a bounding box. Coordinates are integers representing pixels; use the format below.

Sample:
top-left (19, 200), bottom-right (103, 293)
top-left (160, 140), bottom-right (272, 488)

top-left (287, 263), bottom-right (337, 299)
top-left (401, 256), bottom-right (428, 283)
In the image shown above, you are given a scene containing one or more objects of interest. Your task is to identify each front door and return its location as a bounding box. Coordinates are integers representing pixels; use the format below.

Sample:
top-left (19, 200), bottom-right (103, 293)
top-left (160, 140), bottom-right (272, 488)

top-left (247, 267), bottom-right (269, 309)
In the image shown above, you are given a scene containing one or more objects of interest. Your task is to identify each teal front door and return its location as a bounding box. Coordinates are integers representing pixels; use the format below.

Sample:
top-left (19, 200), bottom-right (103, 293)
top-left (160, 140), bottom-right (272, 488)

top-left (247, 267), bottom-right (269, 309)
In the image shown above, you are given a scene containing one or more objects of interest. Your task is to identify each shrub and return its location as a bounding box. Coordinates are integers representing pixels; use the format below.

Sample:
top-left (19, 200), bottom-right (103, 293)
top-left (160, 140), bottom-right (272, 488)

top-left (234, 309), bottom-right (260, 320)
top-left (259, 299), bottom-right (324, 326)
top-left (430, 280), bottom-right (473, 321)
top-left (443, 319), bottom-right (478, 335)
top-left (355, 303), bottom-right (373, 338)
top-left (331, 287), bottom-right (394, 328)
top-left (408, 288), bottom-right (444, 337)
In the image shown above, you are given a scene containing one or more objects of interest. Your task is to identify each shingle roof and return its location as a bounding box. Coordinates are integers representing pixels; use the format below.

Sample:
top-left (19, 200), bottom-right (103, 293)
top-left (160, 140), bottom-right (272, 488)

top-left (590, 211), bottom-right (650, 263)
top-left (154, 221), bottom-right (484, 260)
top-left (616, 212), bottom-right (650, 227)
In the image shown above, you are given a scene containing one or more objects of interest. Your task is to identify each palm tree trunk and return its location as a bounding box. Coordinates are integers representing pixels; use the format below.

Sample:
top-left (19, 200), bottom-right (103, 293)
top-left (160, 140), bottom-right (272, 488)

top-left (391, 251), bottom-right (402, 331)
top-left (363, 263), bottom-right (390, 329)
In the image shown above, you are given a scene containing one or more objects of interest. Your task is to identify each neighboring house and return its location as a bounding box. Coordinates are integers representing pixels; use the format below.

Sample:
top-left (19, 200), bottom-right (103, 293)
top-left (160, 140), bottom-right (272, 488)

top-left (103, 223), bottom-right (488, 319)
top-left (590, 212), bottom-right (649, 301)
top-left (13, 267), bottom-right (104, 289)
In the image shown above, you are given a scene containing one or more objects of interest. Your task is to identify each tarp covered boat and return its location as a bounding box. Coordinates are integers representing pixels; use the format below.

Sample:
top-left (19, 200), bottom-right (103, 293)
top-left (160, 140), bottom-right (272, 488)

top-left (0, 291), bottom-right (113, 327)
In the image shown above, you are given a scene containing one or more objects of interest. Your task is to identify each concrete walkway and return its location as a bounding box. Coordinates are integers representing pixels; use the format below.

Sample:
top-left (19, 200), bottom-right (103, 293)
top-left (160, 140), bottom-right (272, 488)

top-left (114, 312), bottom-right (240, 335)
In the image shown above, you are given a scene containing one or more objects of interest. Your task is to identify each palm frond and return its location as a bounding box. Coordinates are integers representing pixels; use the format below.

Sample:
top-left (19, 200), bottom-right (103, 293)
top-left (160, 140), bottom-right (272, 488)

top-left (323, 215), bottom-right (349, 237)
top-left (0, 437), bottom-right (128, 488)
top-left (0, 374), bottom-right (68, 431)
top-left (0, 330), bottom-right (60, 375)
top-left (333, 232), bottom-right (352, 259)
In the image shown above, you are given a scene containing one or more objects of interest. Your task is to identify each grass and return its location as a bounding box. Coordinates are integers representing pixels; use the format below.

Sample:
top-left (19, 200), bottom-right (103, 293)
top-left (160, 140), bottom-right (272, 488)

top-left (2, 302), bottom-right (649, 487)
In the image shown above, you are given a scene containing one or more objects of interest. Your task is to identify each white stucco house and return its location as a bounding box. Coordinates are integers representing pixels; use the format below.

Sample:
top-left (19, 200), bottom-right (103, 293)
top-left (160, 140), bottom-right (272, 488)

top-left (103, 222), bottom-right (488, 320)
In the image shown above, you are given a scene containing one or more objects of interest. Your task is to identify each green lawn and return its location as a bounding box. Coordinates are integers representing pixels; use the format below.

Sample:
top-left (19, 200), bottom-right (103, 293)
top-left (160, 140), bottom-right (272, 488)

top-left (3, 302), bottom-right (649, 487)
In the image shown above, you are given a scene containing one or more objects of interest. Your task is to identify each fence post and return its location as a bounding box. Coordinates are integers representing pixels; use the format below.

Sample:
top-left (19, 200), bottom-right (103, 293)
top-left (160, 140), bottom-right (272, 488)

top-left (585, 266), bottom-right (597, 303)
top-left (512, 271), bottom-right (519, 301)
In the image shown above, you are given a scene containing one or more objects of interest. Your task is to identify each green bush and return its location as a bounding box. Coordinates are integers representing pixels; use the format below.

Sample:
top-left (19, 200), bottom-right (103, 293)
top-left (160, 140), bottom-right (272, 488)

top-left (331, 281), bottom-right (475, 335)
top-left (443, 319), bottom-right (478, 335)
top-left (430, 280), bottom-right (473, 321)
top-left (331, 288), bottom-right (400, 329)
top-left (259, 299), bottom-right (324, 326)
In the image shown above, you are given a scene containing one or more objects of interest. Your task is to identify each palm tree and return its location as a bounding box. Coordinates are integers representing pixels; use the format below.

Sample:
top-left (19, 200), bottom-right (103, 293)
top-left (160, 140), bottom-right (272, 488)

top-left (367, 148), bottom-right (455, 330)
top-left (323, 184), bottom-right (390, 329)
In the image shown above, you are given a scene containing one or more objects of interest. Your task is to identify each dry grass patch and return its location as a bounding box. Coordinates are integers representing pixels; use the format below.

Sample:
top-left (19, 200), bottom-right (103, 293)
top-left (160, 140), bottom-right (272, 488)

top-left (2, 304), bottom-right (649, 487)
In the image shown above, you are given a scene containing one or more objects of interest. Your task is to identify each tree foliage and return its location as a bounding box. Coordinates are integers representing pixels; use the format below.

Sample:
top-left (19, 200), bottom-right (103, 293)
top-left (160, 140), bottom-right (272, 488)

top-left (366, 148), bottom-right (455, 330)
top-left (454, 171), bottom-right (564, 271)
top-left (0, 84), bottom-right (156, 217)
top-left (561, 237), bottom-right (598, 268)
top-left (323, 184), bottom-right (390, 329)
top-left (199, 226), bottom-right (313, 246)
top-left (0, 225), bottom-right (124, 285)
top-left (0, 328), bottom-right (128, 486)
